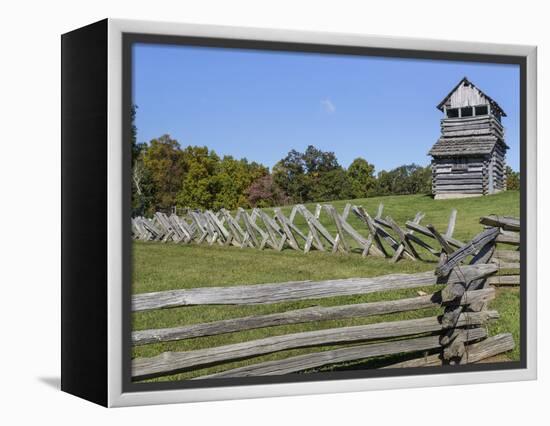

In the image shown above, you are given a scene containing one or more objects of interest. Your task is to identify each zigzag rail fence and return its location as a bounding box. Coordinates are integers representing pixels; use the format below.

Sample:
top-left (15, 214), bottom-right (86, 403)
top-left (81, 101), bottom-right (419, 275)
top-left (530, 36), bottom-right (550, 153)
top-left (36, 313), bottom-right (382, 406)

top-left (131, 209), bottom-right (520, 381)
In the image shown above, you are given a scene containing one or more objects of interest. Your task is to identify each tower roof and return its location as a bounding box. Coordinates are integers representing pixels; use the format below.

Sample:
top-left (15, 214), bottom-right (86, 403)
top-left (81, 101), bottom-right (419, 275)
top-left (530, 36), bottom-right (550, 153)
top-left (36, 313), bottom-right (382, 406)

top-left (436, 77), bottom-right (506, 117)
top-left (428, 136), bottom-right (508, 157)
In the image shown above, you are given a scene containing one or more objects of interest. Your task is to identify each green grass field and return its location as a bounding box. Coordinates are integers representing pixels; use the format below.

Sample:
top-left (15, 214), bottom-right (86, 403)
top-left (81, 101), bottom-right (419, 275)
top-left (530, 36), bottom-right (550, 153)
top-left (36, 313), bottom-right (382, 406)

top-left (132, 191), bottom-right (520, 381)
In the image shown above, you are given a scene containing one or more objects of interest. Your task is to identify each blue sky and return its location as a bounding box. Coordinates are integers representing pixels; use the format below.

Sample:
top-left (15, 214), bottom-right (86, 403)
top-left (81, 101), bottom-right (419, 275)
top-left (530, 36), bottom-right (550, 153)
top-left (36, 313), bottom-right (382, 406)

top-left (133, 43), bottom-right (520, 172)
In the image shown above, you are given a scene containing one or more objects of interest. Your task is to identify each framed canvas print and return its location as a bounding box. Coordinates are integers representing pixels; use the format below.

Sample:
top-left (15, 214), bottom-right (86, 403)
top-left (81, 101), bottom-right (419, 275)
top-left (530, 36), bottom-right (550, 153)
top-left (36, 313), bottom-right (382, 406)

top-left (61, 18), bottom-right (537, 407)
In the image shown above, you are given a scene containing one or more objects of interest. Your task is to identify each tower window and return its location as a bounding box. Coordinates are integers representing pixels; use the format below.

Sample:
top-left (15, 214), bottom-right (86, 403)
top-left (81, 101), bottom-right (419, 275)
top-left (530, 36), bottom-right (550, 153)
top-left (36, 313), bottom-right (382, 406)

top-left (461, 106), bottom-right (473, 117)
top-left (475, 105), bottom-right (488, 115)
top-left (446, 108), bottom-right (459, 118)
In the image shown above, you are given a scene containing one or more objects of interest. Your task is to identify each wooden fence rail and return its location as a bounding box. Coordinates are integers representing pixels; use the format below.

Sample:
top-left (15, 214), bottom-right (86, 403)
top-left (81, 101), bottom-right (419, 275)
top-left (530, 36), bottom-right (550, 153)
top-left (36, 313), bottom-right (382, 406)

top-left (133, 287), bottom-right (496, 345)
top-left (132, 264), bottom-right (497, 311)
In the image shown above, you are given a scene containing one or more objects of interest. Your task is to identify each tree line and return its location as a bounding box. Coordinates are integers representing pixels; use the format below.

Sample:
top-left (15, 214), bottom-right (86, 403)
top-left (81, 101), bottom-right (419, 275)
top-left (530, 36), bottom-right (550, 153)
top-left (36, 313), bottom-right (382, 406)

top-left (132, 135), bottom-right (435, 216)
top-left (130, 107), bottom-right (519, 216)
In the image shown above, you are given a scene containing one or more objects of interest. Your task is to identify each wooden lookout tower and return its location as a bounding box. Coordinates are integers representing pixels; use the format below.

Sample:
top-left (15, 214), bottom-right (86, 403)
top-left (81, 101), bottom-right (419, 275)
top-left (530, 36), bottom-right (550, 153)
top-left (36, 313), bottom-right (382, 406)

top-left (428, 77), bottom-right (509, 199)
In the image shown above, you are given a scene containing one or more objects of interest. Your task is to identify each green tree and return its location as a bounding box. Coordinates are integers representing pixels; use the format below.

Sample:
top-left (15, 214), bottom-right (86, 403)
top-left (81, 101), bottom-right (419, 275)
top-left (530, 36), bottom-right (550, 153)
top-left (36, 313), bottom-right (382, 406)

top-left (409, 165), bottom-right (432, 195)
top-left (272, 150), bottom-right (309, 203)
top-left (309, 168), bottom-right (354, 201)
top-left (176, 146), bottom-right (219, 209)
top-left (374, 163), bottom-right (431, 196)
top-left (302, 145), bottom-right (340, 175)
top-left (210, 156), bottom-right (268, 210)
top-left (142, 135), bottom-right (185, 211)
top-left (347, 157), bottom-right (376, 198)
top-left (273, 146), bottom-right (343, 203)
top-left (506, 166), bottom-right (520, 190)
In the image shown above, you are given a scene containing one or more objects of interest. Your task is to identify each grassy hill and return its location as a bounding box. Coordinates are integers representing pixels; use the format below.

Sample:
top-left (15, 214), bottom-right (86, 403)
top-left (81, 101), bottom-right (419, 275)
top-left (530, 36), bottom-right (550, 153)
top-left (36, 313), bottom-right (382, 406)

top-left (132, 191), bottom-right (520, 381)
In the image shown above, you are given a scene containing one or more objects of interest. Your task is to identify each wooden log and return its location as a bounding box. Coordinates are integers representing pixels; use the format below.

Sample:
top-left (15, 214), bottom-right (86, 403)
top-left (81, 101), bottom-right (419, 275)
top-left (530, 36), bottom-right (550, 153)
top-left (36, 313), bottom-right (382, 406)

top-left (434, 183), bottom-right (483, 190)
top-left (487, 275), bottom-right (520, 286)
top-left (441, 128), bottom-right (496, 137)
top-left (132, 288), bottom-right (496, 345)
top-left (353, 206), bottom-right (388, 257)
top-left (298, 205), bottom-right (337, 247)
top-left (496, 231), bottom-right (520, 245)
top-left (334, 210), bottom-right (373, 251)
top-left (258, 210), bottom-right (285, 251)
top-left (445, 209), bottom-right (457, 238)
top-left (493, 250), bottom-right (520, 262)
top-left (132, 311), bottom-right (498, 379)
top-left (402, 211), bottom-right (438, 258)
top-left (459, 333), bottom-right (515, 364)
top-left (434, 172), bottom-right (483, 179)
top-left (383, 333), bottom-right (514, 368)
top-left (436, 227), bottom-right (500, 277)
top-left (436, 179), bottom-right (484, 185)
top-left (325, 205), bottom-right (350, 252)
top-left (295, 206), bottom-right (324, 253)
top-left (405, 221), bottom-right (464, 248)
top-left (491, 260), bottom-right (520, 270)
top-left (480, 215), bottom-right (520, 231)
top-left (195, 329), bottom-right (489, 379)
top-left (427, 224), bottom-right (453, 255)
top-left (132, 264), bottom-right (498, 311)
top-left (442, 330), bottom-right (467, 360)
top-left (274, 208), bottom-right (301, 250)
top-left (386, 216), bottom-right (419, 260)
top-left (436, 189), bottom-right (485, 194)
top-left (238, 208), bottom-right (260, 248)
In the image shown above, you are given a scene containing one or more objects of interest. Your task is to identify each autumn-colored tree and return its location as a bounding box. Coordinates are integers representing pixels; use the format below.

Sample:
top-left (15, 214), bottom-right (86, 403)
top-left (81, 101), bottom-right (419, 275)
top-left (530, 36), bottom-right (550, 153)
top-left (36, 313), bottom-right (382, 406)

top-left (210, 156), bottom-right (268, 210)
top-left (141, 135), bottom-right (185, 211)
top-left (246, 174), bottom-right (288, 207)
top-left (505, 166), bottom-right (520, 190)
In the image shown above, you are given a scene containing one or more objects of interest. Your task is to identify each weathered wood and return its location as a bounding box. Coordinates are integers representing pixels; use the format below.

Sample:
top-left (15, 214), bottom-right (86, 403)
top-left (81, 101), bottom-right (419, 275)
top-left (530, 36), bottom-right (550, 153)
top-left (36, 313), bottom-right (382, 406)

top-left (427, 224), bottom-right (453, 255)
top-left (353, 206), bottom-right (388, 257)
top-left (493, 250), bottom-right (520, 262)
top-left (325, 205), bottom-right (350, 252)
top-left (443, 330), bottom-right (467, 360)
top-left (406, 233), bottom-right (440, 256)
top-left (405, 221), bottom-right (464, 248)
top-left (383, 333), bottom-right (514, 368)
top-left (295, 206), bottom-right (323, 253)
top-left (273, 208), bottom-right (300, 250)
top-left (487, 275), bottom-right (520, 286)
top-left (491, 260), bottom-right (520, 270)
top-left (436, 227), bottom-right (500, 277)
top-left (132, 311), bottom-right (498, 379)
top-left (480, 215), bottom-right (520, 232)
top-left (445, 209), bottom-right (457, 238)
top-left (459, 333), bottom-right (515, 364)
top-left (496, 231), bottom-right (520, 245)
top-left (132, 264), bottom-right (497, 311)
top-left (195, 330), bottom-right (489, 379)
top-left (298, 205), bottom-right (337, 247)
top-left (434, 184), bottom-right (483, 191)
top-left (132, 288), bottom-right (496, 345)
top-left (387, 216), bottom-right (419, 261)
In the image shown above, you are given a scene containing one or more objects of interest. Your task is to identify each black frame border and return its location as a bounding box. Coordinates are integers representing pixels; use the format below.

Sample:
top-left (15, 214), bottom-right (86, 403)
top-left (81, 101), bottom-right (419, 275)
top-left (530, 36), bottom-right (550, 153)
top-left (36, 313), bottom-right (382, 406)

top-left (121, 32), bottom-right (527, 394)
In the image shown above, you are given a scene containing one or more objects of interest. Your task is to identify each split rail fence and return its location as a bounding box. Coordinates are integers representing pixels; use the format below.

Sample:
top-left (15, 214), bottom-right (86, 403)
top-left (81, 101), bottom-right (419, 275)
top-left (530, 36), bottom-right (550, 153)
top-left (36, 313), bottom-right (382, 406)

top-left (133, 204), bottom-right (520, 269)
top-left (131, 215), bottom-right (519, 381)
